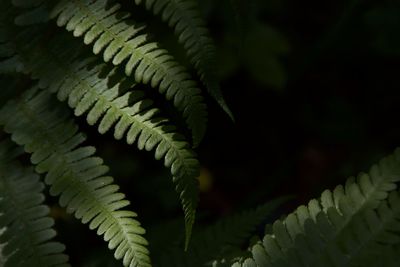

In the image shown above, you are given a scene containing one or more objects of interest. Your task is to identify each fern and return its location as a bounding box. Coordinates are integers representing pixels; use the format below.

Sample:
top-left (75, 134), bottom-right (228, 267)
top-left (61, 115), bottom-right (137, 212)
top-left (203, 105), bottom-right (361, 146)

top-left (0, 4), bottom-right (200, 246)
top-left (231, 150), bottom-right (400, 267)
top-left (156, 197), bottom-right (288, 267)
top-left (2, 0), bottom-right (396, 266)
top-left (0, 87), bottom-right (151, 267)
top-left (0, 138), bottom-right (70, 267)
top-left (9, 0), bottom-right (229, 125)
top-left (132, 0), bottom-right (233, 119)
top-left (49, 0), bottom-right (208, 147)
top-left (350, 192), bottom-right (400, 266)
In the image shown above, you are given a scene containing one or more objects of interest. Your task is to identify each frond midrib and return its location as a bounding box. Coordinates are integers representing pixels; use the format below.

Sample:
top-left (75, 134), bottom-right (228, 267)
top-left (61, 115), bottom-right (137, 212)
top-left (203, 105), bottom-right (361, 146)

top-left (46, 43), bottom-right (194, 181)
top-left (263, 158), bottom-right (400, 266)
top-left (133, 0), bottom-right (233, 119)
top-left (4, 12), bottom-right (198, 247)
top-left (69, 0), bottom-right (182, 88)
top-left (52, 0), bottom-right (208, 146)
top-left (348, 194), bottom-right (400, 264)
top-left (313, 170), bottom-right (397, 264)
top-left (15, 97), bottom-right (144, 264)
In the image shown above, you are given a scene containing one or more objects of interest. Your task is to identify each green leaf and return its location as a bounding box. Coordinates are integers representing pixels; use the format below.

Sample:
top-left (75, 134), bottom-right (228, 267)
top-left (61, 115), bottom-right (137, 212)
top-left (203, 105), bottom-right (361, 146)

top-left (50, 0), bottom-right (208, 146)
top-left (0, 88), bottom-right (151, 267)
top-left (0, 138), bottom-right (70, 267)
top-left (133, 0), bottom-right (234, 120)
top-left (233, 149), bottom-right (400, 266)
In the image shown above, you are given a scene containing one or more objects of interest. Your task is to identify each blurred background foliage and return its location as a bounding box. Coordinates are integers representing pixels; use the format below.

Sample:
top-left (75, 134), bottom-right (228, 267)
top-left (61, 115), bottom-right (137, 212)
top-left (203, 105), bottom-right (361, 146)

top-left (46, 0), bottom-right (400, 265)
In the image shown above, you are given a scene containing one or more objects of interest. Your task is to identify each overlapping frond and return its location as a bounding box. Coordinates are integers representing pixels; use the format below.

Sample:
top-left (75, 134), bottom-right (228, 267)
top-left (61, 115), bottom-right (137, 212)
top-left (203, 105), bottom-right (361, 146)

top-left (132, 0), bottom-right (233, 119)
top-left (37, 54), bottom-right (200, 246)
top-left (232, 149), bottom-right (400, 267)
top-left (157, 198), bottom-right (287, 267)
top-left (0, 138), bottom-right (70, 267)
top-left (349, 192), bottom-right (400, 267)
top-left (50, 0), bottom-right (208, 146)
top-left (0, 5), bottom-right (200, 245)
top-left (0, 88), bottom-right (152, 267)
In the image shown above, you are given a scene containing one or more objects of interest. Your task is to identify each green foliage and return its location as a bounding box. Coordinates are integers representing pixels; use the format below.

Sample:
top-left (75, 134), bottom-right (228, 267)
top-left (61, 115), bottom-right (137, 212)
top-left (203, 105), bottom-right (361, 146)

top-left (51, 0), bottom-right (208, 147)
top-left (0, 88), bottom-right (152, 266)
top-left (0, 139), bottom-right (70, 267)
top-left (0, 0), bottom-right (400, 266)
top-left (0, 0), bottom-right (207, 251)
top-left (133, 0), bottom-right (234, 120)
top-left (229, 150), bottom-right (400, 267)
top-left (154, 197), bottom-right (288, 267)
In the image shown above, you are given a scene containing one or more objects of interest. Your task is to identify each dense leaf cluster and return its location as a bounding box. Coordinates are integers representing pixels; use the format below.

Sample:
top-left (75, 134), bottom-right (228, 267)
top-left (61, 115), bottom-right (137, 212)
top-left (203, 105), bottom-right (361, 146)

top-left (0, 0), bottom-right (399, 267)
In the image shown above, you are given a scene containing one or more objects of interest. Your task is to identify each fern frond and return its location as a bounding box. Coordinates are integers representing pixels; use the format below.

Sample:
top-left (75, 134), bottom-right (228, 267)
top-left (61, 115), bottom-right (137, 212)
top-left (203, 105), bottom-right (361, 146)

top-left (0, 88), bottom-right (152, 267)
top-left (347, 191), bottom-right (400, 266)
top-left (50, 0), bottom-right (208, 146)
top-left (0, 3), bottom-right (201, 244)
top-left (51, 60), bottom-right (200, 247)
top-left (0, 138), bottom-right (70, 267)
top-left (233, 149), bottom-right (400, 267)
top-left (132, 0), bottom-right (233, 119)
top-left (157, 197), bottom-right (288, 267)
top-left (51, 58), bottom-right (200, 247)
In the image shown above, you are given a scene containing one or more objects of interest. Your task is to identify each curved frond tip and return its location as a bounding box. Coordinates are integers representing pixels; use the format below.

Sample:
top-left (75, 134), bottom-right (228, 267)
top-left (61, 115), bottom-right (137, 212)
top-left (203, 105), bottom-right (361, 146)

top-left (133, 0), bottom-right (234, 120)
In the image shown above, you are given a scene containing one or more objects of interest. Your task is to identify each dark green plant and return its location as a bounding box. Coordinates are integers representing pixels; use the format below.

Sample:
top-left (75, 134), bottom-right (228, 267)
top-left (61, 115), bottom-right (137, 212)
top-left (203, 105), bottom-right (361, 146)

top-left (0, 0), bottom-right (399, 267)
top-left (224, 151), bottom-right (400, 267)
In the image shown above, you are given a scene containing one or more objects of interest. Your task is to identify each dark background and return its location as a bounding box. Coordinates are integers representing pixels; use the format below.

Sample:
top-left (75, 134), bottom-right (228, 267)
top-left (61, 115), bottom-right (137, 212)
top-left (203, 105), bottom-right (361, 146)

top-left (49, 0), bottom-right (400, 265)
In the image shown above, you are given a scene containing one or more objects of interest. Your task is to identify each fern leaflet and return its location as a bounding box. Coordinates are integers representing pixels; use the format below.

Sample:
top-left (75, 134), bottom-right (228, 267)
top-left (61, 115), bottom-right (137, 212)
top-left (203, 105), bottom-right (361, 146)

top-left (0, 7), bottom-right (200, 246)
top-left (50, 0), bottom-right (208, 147)
top-left (0, 138), bottom-right (70, 267)
top-left (132, 0), bottom-right (233, 119)
top-left (232, 150), bottom-right (400, 266)
top-left (0, 87), bottom-right (151, 267)
top-left (157, 197), bottom-right (288, 267)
